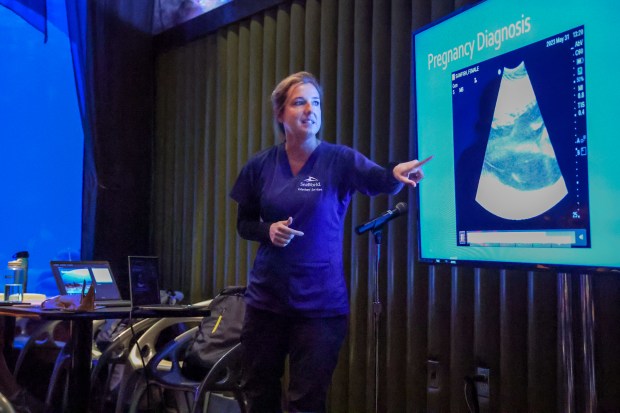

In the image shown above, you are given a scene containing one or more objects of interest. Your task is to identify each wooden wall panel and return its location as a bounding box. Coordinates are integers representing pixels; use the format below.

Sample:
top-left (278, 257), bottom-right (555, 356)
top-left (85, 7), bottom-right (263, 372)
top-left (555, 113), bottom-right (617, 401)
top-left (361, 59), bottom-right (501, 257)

top-left (474, 268), bottom-right (501, 413)
top-left (500, 270), bottom-right (529, 412)
top-left (427, 265), bottom-right (452, 413)
top-left (450, 267), bottom-right (475, 413)
top-left (528, 271), bottom-right (558, 413)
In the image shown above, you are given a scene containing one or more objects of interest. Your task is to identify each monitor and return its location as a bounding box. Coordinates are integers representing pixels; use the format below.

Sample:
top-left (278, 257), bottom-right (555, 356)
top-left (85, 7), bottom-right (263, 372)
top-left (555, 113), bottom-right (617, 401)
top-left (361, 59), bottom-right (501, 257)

top-left (50, 261), bottom-right (123, 301)
top-left (413, 0), bottom-right (620, 271)
top-left (127, 256), bottom-right (161, 306)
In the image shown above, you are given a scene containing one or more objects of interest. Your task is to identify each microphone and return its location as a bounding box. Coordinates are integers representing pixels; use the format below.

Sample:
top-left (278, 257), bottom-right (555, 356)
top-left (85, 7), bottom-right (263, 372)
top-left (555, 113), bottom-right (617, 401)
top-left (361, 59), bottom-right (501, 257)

top-left (355, 202), bottom-right (408, 235)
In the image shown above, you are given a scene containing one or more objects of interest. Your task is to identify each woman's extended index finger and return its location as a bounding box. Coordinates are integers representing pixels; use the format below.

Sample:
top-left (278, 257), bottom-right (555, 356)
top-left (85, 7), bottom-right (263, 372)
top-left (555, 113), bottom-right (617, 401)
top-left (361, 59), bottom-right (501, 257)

top-left (417, 155), bottom-right (434, 167)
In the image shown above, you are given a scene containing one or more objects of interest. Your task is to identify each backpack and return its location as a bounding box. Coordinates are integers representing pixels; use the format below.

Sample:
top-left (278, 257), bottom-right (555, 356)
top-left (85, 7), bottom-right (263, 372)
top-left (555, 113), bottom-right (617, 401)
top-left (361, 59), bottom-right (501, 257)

top-left (182, 286), bottom-right (246, 380)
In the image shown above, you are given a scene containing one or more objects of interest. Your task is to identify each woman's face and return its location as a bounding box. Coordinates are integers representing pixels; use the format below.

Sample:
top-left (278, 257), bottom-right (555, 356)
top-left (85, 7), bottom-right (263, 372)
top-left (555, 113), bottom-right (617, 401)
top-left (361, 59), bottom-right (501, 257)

top-left (278, 83), bottom-right (322, 140)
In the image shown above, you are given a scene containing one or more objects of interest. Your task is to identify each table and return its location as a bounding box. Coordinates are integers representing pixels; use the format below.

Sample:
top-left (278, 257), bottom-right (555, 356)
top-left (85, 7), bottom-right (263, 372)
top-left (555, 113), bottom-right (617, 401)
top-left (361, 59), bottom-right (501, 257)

top-left (0, 305), bottom-right (210, 413)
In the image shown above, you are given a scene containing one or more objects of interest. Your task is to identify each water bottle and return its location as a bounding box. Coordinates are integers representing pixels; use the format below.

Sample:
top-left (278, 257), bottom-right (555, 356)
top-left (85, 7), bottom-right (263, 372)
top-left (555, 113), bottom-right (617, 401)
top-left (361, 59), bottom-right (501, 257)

top-left (7, 251), bottom-right (29, 293)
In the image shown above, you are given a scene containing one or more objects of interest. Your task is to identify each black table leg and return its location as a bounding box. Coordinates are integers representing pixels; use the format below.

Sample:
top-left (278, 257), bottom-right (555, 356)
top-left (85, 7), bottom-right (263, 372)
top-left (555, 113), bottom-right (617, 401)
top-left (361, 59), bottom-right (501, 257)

top-left (68, 318), bottom-right (93, 412)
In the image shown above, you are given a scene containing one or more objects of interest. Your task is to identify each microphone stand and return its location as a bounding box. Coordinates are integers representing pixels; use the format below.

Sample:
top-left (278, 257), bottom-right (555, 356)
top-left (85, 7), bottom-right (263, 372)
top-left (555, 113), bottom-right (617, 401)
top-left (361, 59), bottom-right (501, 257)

top-left (356, 202), bottom-right (407, 413)
top-left (371, 227), bottom-right (383, 413)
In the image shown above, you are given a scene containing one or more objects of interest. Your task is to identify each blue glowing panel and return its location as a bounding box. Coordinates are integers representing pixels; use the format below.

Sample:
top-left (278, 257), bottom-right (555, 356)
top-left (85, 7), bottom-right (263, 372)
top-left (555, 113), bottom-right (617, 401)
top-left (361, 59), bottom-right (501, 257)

top-left (0, 0), bottom-right (83, 296)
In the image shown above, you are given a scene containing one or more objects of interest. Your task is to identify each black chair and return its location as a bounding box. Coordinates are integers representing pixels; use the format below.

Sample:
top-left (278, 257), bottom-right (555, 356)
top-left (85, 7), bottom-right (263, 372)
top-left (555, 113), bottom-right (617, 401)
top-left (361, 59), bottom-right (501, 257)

top-left (13, 321), bottom-right (67, 378)
top-left (0, 391), bottom-right (16, 413)
top-left (13, 320), bottom-right (68, 407)
top-left (126, 328), bottom-right (246, 413)
top-left (89, 317), bottom-right (159, 413)
top-left (192, 342), bottom-right (246, 413)
top-left (126, 327), bottom-right (199, 413)
top-left (14, 319), bottom-right (107, 412)
top-left (114, 316), bottom-right (203, 413)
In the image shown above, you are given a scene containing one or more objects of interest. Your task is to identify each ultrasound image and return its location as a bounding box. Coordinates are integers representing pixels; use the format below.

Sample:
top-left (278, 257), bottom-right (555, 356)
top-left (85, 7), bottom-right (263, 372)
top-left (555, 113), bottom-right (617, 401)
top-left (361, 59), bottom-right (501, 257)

top-left (475, 61), bottom-right (567, 220)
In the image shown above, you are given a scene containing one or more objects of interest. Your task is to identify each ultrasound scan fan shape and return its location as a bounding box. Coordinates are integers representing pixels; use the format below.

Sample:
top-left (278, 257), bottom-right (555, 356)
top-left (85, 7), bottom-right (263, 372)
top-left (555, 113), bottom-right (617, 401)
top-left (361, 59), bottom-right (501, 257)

top-left (475, 61), bottom-right (567, 220)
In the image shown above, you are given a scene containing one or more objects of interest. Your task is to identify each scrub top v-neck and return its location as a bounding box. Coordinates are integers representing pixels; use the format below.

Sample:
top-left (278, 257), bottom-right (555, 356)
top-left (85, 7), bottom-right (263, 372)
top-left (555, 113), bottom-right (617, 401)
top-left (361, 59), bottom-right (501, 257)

top-left (230, 141), bottom-right (402, 317)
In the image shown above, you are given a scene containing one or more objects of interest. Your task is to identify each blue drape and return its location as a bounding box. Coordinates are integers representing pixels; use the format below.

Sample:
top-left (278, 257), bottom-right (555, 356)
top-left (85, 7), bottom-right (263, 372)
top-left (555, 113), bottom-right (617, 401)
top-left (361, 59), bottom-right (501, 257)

top-left (65, 0), bottom-right (96, 260)
top-left (61, 0), bottom-right (154, 284)
top-left (0, 0), bottom-right (47, 41)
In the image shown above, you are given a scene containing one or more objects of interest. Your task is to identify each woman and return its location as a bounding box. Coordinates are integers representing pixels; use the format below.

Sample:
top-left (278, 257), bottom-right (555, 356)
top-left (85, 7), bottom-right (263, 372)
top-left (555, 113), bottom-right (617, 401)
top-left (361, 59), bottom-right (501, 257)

top-left (230, 71), bottom-right (430, 412)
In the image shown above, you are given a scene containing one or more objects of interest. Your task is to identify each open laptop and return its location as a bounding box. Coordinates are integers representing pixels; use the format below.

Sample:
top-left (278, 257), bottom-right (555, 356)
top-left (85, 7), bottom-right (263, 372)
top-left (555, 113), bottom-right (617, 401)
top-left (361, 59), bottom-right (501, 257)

top-left (128, 256), bottom-right (192, 310)
top-left (50, 261), bottom-right (131, 307)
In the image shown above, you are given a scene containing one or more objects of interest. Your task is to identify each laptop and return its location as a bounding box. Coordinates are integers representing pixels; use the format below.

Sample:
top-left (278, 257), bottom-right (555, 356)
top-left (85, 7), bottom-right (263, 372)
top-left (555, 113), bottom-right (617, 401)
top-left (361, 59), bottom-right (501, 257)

top-left (50, 261), bottom-right (131, 307)
top-left (128, 256), bottom-right (192, 310)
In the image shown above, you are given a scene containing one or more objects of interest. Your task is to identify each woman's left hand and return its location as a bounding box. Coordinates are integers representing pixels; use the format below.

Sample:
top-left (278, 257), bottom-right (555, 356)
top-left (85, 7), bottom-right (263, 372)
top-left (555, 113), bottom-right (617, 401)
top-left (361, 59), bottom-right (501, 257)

top-left (393, 155), bottom-right (433, 187)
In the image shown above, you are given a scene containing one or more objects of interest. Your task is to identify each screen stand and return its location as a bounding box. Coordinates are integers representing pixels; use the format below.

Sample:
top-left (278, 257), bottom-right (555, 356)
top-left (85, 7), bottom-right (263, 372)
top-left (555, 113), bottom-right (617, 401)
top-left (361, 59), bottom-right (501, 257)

top-left (371, 228), bottom-right (383, 413)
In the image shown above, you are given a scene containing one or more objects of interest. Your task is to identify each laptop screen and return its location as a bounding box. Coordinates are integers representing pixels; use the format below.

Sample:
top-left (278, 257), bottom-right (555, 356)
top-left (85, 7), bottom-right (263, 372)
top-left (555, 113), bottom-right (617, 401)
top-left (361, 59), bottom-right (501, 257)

top-left (50, 261), bottom-right (122, 301)
top-left (128, 256), bottom-right (161, 306)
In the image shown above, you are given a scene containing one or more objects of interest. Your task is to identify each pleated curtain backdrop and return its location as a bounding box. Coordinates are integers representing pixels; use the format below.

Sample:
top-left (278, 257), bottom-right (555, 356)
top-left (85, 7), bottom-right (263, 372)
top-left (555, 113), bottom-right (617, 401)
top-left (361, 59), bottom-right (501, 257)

top-left (152, 1), bottom-right (618, 412)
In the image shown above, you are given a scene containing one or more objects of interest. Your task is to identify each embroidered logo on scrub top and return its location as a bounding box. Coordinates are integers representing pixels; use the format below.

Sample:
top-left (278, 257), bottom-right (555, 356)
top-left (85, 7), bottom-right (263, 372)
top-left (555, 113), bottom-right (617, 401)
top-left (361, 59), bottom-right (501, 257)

top-left (298, 176), bottom-right (323, 192)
